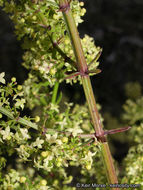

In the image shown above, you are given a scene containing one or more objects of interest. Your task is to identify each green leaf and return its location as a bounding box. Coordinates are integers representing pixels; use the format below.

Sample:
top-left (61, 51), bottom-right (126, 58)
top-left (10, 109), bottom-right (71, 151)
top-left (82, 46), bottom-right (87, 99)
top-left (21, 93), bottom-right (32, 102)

top-left (0, 106), bottom-right (38, 130)
top-left (47, 0), bottom-right (58, 8)
top-left (0, 106), bottom-right (14, 119)
top-left (18, 117), bottom-right (38, 130)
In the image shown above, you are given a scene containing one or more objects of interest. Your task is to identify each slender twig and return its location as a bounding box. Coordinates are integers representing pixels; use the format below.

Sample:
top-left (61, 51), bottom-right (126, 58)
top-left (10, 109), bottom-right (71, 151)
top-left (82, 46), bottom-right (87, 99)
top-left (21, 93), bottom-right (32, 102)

top-left (51, 81), bottom-right (59, 104)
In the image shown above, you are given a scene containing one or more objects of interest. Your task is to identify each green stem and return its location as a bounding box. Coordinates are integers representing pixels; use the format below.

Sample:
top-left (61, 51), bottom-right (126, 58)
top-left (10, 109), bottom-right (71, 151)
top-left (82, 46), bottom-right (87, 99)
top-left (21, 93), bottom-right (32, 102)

top-left (59, 0), bottom-right (119, 187)
top-left (51, 81), bottom-right (59, 104)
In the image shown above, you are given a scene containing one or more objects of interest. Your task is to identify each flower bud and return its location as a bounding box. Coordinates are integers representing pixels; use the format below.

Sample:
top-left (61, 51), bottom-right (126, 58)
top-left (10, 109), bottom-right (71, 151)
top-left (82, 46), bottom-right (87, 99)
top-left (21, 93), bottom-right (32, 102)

top-left (62, 137), bottom-right (68, 143)
top-left (40, 179), bottom-right (47, 186)
top-left (17, 85), bottom-right (22, 91)
top-left (41, 151), bottom-right (49, 158)
top-left (79, 2), bottom-right (84, 6)
top-left (11, 77), bottom-right (16, 82)
top-left (86, 164), bottom-right (91, 170)
top-left (20, 176), bottom-right (26, 183)
top-left (0, 113), bottom-right (2, 119)
top-left (35, 116), bottom-right (40, 122)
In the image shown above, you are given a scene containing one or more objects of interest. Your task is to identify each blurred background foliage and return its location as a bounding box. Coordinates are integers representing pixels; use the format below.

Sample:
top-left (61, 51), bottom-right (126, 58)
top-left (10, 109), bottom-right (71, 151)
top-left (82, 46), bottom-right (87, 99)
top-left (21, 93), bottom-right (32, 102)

top-left (0, 0), bottom-right (143, 164)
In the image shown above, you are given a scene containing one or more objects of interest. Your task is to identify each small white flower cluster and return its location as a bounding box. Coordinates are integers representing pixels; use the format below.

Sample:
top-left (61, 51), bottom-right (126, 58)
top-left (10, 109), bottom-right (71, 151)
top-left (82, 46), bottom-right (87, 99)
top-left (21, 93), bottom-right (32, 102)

top-left (0, 126), bottom-right (13, 142)
top-left (2, 169), bottom-right (20, 189)
top-left (16, 145), bottom-right (31, 161)
top-left (32, 137), bottom-right (44, 148)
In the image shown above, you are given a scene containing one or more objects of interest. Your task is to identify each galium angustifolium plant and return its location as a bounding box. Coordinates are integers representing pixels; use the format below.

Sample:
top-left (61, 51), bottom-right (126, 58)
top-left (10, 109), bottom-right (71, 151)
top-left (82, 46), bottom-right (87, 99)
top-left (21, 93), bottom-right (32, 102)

top-left (0, 0), bottom-right (142, 189)
top-left (0, 0), bottom-right (106, 189)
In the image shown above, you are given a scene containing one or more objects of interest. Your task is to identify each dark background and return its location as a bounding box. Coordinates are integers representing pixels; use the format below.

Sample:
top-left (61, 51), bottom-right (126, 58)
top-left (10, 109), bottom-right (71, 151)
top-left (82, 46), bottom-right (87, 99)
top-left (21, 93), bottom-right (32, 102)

top-left (0, 0), bottom-right (143, 162)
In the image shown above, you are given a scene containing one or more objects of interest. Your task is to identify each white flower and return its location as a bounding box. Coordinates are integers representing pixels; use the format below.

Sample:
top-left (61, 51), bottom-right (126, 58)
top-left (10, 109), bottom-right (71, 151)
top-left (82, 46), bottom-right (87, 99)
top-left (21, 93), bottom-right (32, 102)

top-left (56, 117), bottom-right (67, 130)
top-left (128, 166), bottom-right (137, 176)
top-left (39, 186), bottom-right (50, 190)
top-left (66, 127), bottom-right (83, 137)
top-left (50, 146), bottom-right (59, 156)
top-left (14, 132), bottom-right (21, 143)
top-left (0, 126), bottom-right (13, 140)
top-left (50, 103), bottom-right (59, 113)
top-left (9, 169), bottom-right (20, 183)
top-left (32, 137), bottom-right (44, 148)
top-left (15, 98), bottom-right (26, 110)
top-left (16, 145), bottom-right (30, 160)
top-left (45, 133), bottom-right (57, 144)
top-left (19, 128), bottom-right (31, 139)
top-left (34, 158), bottom-right (44, 170)
top-left (43, 158), bottom-right (53, 171)
top-left (56, 139), bottom-right (62, 145)
top-left (81, 151), bottom-right (96, 164)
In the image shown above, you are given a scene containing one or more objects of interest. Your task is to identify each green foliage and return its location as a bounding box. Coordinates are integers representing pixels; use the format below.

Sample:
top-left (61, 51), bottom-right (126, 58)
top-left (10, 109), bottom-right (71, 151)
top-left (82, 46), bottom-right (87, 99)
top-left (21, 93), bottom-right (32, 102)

top-left (121, 96), bottom-right (143, 187)
top-left (123, 97), bottom-right (143, 125)
top-left (124, 81), bottom-right (142, 100)
top-left (122, 144), bottom-right (143, 188)
top-left (1, 0), bottom-right (143, 188)
top-left (122, 96), bottom-right (143, 144)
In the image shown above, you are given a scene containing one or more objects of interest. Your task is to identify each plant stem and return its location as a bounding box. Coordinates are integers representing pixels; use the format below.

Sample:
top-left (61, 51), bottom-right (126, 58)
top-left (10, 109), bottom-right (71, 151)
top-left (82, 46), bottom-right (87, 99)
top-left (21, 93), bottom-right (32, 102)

top-left (51, 81), bottom-right (59, 104)
top-left (58, 0), bottom-right (119, 187)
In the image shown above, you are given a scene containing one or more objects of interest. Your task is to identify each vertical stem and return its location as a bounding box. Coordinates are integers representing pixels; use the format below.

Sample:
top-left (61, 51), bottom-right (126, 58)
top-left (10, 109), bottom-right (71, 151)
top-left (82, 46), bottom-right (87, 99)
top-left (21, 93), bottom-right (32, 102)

top-left (59, 0), bottom-right (119, 187)
top-left (59, 0), bottom-right (87, 73)
top-left (52, 81), bottom-right (59, 104)
top-left (101, 143), bottom-right (118, 184)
